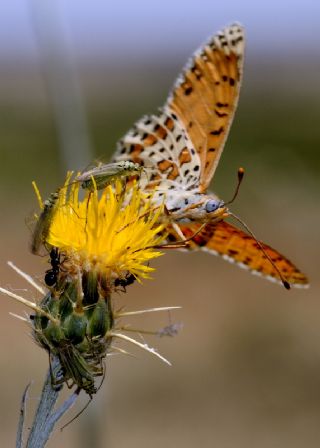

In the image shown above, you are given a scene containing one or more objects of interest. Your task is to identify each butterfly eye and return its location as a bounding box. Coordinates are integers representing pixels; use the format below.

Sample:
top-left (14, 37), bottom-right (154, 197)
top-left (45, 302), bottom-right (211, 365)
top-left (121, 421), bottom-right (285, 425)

top-left (205, 199), bottom-right (221, 213)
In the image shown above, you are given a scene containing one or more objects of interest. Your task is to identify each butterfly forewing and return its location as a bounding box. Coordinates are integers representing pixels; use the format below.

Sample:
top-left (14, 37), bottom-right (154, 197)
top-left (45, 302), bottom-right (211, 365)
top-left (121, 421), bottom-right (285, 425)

top-left (115, 110), bottom-right (201, 191)
top-left (166, 24), bottom-right (244, 191)
top-left (114, 24), bottom-right (245, 193)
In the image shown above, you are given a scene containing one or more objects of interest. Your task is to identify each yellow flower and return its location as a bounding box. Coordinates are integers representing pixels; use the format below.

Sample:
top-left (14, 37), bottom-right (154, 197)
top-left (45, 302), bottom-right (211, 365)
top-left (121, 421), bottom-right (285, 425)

top-left (34, 174), bottom-right (166, 281)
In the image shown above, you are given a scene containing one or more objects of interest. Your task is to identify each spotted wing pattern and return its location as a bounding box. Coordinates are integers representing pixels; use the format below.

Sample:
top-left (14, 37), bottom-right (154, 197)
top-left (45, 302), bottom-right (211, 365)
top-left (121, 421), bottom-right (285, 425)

top-left (113, 24), bottom-right (244, 193)
top-left (115, 110), bottom-right (201, 191)
top-left (176, 221), bottom-right (309, 288)
top-left (167, 24), bottom-right (244, 191)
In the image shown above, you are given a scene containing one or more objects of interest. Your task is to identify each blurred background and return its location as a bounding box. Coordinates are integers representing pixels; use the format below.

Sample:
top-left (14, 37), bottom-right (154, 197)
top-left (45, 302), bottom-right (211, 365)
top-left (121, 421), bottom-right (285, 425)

top-left (0, 1), bottom-right (319, 447)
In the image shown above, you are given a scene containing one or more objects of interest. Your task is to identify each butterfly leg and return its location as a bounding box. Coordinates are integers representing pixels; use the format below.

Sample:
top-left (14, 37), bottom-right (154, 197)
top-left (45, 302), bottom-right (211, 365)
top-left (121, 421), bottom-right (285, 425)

top-left (152, 223), bottom-right (209, 250)
top-left (172, 222), bottom-right (186, 241)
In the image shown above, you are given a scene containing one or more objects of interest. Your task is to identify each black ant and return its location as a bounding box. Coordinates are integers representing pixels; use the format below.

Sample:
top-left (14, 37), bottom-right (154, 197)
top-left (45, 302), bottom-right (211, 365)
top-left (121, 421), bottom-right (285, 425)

top-left (45, 247), bottom-right (61, 287)
top-left (114, 273), bottom-right (136, 291)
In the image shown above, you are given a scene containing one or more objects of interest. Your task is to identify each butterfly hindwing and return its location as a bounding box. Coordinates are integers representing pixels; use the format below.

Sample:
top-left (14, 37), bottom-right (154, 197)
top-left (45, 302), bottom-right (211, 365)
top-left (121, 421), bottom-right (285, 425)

top-left (176, 221), bottom-right (309, 288)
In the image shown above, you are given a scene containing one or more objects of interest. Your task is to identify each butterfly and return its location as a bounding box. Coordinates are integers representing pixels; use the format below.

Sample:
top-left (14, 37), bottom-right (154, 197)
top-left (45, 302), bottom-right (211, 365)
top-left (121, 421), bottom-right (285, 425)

top-left (112, 24), bottom-right (308, 289)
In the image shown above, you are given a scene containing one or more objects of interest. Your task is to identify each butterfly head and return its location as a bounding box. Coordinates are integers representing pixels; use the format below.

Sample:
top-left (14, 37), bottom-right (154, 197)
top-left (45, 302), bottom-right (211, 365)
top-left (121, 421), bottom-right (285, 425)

top-left (205, 198), bottom-right (224, 213)
top-left (204, 198), bottom-right (229, 221)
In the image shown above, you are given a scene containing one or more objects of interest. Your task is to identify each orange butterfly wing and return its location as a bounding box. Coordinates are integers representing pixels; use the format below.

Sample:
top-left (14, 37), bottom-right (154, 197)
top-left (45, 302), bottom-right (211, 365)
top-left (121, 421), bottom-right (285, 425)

top-left (175, 221), bottom-right (309, 288)
top-left (166, 24), bottom-right (244, 192)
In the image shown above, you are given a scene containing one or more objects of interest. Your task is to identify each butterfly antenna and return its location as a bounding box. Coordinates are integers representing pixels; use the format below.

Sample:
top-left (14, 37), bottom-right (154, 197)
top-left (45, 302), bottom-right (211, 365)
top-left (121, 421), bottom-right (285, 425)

top-left (229, 212), bottom-right (291, 290)
top-left (225, 167), bottom-right (245, 205)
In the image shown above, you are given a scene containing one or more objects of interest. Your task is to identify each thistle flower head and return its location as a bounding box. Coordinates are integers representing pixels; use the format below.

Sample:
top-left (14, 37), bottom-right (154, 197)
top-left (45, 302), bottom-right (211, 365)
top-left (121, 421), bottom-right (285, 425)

top-left (33, 174), bottom-right (166, 283)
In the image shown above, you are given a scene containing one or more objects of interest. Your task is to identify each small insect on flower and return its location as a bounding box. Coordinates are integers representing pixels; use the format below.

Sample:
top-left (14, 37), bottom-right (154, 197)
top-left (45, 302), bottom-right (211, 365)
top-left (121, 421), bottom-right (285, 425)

top-left (31, 188), bottom-right (60, 255)
top-left (114, 272), bottom-right (136, 291)
top-left (44, 247), bottom-right (61, 287)
top-left (75, 161), bottom-right (145, 192)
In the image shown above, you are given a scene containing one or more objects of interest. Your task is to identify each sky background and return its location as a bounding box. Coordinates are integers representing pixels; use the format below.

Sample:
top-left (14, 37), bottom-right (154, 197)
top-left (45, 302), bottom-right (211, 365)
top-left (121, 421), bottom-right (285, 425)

top-left (0, 0), bottom-right (320, 63)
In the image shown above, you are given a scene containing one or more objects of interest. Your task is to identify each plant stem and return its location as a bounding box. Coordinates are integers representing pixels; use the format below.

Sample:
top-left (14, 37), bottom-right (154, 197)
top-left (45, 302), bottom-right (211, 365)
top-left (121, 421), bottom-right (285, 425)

top-left (17, 356), bottom-right (79, 448)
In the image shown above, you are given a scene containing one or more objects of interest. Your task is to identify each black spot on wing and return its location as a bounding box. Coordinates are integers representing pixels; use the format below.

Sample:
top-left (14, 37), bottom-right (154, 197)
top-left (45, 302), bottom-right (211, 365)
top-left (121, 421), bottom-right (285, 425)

top-left (210, 127), bottom-right (224, 136)
top-left (215, 110), bottom-right (228, 118)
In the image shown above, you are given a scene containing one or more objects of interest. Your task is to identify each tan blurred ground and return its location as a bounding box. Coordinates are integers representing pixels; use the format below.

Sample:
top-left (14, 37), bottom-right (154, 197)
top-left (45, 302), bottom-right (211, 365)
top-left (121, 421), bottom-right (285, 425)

top-left (0, 56), bottom-right (319, 448)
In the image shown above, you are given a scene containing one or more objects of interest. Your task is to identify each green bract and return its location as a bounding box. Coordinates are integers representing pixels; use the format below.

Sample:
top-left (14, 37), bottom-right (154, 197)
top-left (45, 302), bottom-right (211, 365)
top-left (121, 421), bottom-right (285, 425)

top-left (33, 270), bottom-right (114, 396)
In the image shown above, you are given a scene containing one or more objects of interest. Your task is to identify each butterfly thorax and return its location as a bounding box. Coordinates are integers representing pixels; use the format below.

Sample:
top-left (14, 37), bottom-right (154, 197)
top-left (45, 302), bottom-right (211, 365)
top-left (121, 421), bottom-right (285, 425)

top-left (156, 189), bottom-right (227, 223)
